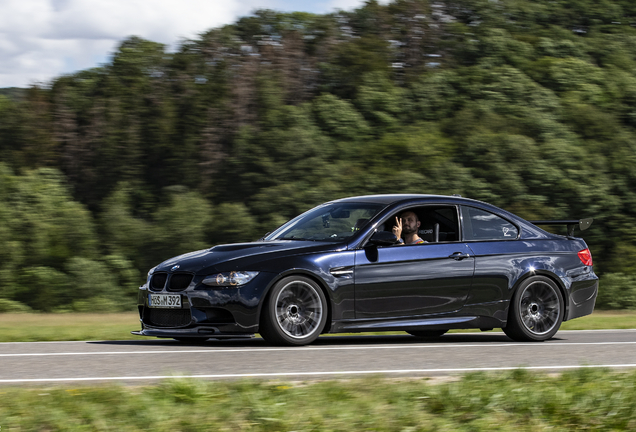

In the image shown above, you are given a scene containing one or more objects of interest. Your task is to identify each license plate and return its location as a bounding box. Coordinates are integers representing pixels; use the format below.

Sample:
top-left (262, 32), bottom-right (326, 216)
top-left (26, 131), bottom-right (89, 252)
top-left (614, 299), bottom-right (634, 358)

top-left (148, 294), bottom-right (181, 308)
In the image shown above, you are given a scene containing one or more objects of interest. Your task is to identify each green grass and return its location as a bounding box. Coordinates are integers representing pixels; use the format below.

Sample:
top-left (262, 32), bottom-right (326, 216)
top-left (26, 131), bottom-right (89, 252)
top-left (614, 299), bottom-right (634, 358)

top-left (1, 314), bottom-right (635, 430)
top-left (561, 310), bottom-right (636, 330)
top-left (1, 369), bottom-right (636, 430)
top-left (0, 310), bottom-right (634, 343)
top-left (0, 313), bottom-right (141, 342)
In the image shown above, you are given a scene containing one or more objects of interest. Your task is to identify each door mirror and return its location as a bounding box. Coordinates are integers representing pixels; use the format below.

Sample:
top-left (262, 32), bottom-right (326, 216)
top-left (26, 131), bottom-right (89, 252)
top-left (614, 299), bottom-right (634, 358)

top-left (368, 230), bottom-right (398, 247)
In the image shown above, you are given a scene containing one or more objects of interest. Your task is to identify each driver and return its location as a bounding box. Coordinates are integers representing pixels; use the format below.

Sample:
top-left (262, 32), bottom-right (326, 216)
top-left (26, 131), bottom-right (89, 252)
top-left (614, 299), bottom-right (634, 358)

top-left (392, 211), bottom-right (426, 245)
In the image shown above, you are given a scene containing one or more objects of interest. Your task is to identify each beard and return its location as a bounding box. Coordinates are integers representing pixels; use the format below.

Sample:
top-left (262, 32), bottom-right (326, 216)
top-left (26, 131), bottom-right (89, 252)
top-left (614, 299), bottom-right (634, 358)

top-left (402, 225), bottom-right (417, 235)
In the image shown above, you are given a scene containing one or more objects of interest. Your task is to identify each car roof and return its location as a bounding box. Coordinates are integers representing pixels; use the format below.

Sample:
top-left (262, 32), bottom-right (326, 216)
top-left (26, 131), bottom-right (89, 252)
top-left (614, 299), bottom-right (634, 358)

top-left (331, 194), bottom-right (528, 226)
top-left (331, 194), bottom-right (471, 205)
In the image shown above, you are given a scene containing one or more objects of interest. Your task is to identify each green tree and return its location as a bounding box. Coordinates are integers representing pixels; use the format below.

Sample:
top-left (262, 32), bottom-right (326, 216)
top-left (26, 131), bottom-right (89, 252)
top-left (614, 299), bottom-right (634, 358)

top-left (208, 202), bottom-right (260, 245)
top-left (152, 186), bottom-right (214, 260)
top-left (355, 72), bottom-right (408, 134)
top-left (312, 93), bottom-right (370, 141)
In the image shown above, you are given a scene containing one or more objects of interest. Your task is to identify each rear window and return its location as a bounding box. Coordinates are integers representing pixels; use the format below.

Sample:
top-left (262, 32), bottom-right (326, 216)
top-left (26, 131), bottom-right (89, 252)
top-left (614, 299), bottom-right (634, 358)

top-left (461, 206), bottom-right (518, 241)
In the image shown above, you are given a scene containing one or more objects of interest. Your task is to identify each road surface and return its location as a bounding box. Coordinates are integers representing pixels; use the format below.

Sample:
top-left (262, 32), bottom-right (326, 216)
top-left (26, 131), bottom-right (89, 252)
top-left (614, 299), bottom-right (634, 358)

top-left (1, 330), bottom-right (635, 385)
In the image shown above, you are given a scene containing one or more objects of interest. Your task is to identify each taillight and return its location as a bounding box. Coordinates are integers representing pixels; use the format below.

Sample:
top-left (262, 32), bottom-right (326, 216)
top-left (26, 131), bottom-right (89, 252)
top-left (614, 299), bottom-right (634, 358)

top-left (578, 248), bottom-right (593, 266)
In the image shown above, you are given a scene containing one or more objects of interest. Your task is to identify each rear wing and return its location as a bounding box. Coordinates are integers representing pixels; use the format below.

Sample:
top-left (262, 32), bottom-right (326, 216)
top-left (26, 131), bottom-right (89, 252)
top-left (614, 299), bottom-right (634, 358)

top-left (529, 218), bottom-right (593, 237)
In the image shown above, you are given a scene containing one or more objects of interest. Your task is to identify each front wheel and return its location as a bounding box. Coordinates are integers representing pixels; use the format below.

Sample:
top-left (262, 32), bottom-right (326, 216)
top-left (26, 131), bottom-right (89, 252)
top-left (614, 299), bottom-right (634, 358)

top-left (503, 276), bottom-right (564, 342)
top-left (260, 276), bottom-right (328, 346)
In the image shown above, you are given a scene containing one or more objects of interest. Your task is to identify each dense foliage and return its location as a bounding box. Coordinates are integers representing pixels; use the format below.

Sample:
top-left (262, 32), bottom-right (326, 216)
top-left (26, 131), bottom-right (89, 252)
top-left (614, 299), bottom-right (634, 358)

top-left (2, 0), bottom-right (636, 311)
top-left (2, 370), bottom-right (636, 430)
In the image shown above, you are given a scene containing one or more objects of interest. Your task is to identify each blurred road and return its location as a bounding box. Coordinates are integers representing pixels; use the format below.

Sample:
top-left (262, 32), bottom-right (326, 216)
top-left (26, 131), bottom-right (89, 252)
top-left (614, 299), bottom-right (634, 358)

top-left (1, 330), bottom-right (636, 385)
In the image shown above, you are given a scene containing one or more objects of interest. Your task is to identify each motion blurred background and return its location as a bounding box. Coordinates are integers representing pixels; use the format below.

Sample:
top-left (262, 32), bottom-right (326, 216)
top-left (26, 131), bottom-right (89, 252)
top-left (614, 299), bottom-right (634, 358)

top-left (1, 0), bottom-right (636, 313)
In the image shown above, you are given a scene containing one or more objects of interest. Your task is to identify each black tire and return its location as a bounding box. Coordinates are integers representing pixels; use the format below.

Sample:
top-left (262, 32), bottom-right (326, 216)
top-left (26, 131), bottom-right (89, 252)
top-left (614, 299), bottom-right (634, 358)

top-left (503, 276), bottom-right (564, 342)
top-left (407, 330), bottom-right (448, 338)
top-left (260, 276), bottom-right (328, 346)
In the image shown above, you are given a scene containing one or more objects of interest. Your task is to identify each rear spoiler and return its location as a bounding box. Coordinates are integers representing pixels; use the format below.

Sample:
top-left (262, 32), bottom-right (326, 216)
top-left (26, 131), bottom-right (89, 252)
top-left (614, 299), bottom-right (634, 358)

top-left (529, 218), bottom-right (593, 236)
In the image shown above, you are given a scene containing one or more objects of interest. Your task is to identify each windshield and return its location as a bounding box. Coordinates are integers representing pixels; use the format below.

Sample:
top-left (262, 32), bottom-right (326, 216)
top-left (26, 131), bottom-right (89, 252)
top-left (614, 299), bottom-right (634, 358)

top-left (264, 202), bottom-right (385, 242)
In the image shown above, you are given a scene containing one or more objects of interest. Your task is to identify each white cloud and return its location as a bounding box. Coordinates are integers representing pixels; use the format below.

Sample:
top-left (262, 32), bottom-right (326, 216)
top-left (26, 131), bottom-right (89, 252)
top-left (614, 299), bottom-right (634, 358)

top-left (326, 0), bottom-right (368, 12)
top-left (0, 0), bottom-right (369, 88)
top-left (42, 0), bottom-right (244, 43)
top-left (326, 0), bottom-right (391, 12)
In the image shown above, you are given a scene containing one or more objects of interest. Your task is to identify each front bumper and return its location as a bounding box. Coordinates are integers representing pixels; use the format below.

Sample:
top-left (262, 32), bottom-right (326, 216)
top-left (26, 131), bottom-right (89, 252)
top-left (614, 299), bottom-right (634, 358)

top-left (132, 328), bottom-right (255, 339)
top-left (134, 271), bottom-right (276, 338)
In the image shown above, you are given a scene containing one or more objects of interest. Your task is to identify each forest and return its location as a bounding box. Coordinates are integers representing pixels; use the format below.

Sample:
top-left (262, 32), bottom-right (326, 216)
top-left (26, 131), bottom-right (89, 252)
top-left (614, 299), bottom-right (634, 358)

top-left (1, 0), bottom-right (636, 312)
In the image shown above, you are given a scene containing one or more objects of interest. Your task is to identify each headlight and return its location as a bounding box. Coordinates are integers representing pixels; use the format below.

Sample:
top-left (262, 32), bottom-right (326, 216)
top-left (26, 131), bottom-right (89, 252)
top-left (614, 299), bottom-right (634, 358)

top-left (202, 271), bottom-right (259, 287)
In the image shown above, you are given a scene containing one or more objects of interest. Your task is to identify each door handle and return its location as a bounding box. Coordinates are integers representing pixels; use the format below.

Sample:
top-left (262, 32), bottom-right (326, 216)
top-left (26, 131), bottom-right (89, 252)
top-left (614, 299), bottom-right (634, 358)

top-left (449, 252), bottom-right (470, 260)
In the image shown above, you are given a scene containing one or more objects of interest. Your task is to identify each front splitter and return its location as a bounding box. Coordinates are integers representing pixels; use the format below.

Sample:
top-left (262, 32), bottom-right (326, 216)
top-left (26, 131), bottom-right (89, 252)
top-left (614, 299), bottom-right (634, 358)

top-left (131, 329), bottom-right (255, 340)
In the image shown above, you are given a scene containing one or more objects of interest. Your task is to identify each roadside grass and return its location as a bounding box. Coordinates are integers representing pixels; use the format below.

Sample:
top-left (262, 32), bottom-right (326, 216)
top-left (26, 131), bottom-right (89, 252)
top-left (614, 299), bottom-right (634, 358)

top-left (1, 369), bottom-right (635, 430)
top-left (0, 310), bottom-right (634, 343)
top-left (560, 310), bottom-right (636, 330)
top-left (0, 313), bottom-right (140, 342)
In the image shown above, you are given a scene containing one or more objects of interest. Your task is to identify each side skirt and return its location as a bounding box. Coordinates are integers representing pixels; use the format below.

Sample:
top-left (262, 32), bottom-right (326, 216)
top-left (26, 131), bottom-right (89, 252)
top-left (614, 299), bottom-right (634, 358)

top-left (330, 315), bottom-right (505, 333)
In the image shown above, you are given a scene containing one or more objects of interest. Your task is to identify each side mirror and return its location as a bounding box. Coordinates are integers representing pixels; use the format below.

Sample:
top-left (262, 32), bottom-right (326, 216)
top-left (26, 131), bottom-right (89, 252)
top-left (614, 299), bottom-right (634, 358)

top-left (368, 230), bottom-right (398, 247)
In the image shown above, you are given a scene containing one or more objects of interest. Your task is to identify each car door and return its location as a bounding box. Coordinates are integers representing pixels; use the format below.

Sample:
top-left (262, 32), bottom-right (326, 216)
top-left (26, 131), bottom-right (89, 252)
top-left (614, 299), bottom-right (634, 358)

top-left (459, 205), bottom-right (523, 305)
top-left (353, 206), bottom-right (475, 319)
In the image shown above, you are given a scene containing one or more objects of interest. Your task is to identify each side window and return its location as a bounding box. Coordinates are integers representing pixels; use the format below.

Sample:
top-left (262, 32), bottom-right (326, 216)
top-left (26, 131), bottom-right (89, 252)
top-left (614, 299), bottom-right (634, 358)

top-left (420, 206), bottom-right (459, 242)
top-left (461, 206), bottom-right (518, 241)
top-left (383, 205), bottom-right (460, 244)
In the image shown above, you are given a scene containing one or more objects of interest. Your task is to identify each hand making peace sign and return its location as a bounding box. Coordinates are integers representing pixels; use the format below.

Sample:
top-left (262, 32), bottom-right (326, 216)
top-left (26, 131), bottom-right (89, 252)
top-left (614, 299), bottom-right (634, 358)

top-left (392, 216), bottom-right (402, 240)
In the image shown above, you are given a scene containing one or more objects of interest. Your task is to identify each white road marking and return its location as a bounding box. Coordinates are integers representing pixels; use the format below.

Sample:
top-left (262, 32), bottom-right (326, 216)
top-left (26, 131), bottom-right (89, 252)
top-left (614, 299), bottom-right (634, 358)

top-left (554, 329), bottom-right (636, 333)
top-left (2, 364), bottom-right (636, 383)
top-left (2, 341), bottom-right (636, 357)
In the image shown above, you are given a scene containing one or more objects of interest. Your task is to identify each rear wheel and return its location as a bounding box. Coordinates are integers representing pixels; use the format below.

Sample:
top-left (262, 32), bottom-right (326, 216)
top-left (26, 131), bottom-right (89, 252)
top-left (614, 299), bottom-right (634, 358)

top-left (260, 276), bottom-right (327, 346)
top-left (503, 276), bottom-right (564, 342)
top-left (407, 330), bottom-right (448, 338)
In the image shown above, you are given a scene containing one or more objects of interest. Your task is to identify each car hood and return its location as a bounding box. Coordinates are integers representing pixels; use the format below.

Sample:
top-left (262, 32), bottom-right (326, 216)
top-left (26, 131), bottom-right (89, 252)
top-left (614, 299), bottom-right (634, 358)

top-left (155, 241), bottom-right (344, 274)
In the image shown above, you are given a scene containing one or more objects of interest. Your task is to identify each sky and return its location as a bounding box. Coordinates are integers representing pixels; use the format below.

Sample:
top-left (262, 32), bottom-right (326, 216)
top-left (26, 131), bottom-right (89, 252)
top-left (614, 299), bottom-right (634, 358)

top-left (0, 0), bottom-right (372, 88)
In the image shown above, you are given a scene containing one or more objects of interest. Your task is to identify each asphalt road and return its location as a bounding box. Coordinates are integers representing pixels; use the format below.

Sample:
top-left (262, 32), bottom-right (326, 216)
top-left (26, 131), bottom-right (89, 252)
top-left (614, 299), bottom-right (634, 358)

top-left (1, 330), bottom-right (636, 385)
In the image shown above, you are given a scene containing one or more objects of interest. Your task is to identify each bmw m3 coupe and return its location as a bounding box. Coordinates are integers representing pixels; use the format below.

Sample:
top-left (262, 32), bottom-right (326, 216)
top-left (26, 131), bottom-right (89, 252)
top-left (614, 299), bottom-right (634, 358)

top-left (133, 194), bottom-right (598, 345)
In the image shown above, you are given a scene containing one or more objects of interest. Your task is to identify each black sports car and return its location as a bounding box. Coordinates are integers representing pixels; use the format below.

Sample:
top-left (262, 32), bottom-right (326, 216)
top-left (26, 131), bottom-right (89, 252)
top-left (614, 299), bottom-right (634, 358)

top-left (132, 194), bottom-right (598, 345)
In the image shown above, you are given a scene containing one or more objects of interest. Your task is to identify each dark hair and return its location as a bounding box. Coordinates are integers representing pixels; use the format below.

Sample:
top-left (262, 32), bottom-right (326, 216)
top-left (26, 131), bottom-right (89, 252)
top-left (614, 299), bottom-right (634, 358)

top-left (399, 210), bottom-right (419, 222)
